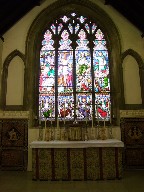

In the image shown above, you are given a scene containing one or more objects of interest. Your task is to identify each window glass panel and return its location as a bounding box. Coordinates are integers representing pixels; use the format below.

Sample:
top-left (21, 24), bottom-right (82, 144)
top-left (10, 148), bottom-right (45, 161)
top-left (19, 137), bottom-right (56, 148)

top-left (76, 50), bottom-right (92, 92)
top-left (58, 23), bottom-right (63, 34)
top-left (39, 95), bottom-right (55, 120)
top-left (59, 30), bottom-right (72, 50)
top-left (93, 50), bottom-right (110, 92)
top-left (77, 93), bottom-right (92, 121)
top-left (39, 12), bottom-right (111, 123)
top-left (39, 50), bottom-right (55, 95)
top-left (58, 51), bottom-right (73, 93)
top-left (41, 30), bottom-right (54, 50)
top-left (58, 95), bottom-right (74, 120)
top-left (95, 93), bottom-right (111, 121)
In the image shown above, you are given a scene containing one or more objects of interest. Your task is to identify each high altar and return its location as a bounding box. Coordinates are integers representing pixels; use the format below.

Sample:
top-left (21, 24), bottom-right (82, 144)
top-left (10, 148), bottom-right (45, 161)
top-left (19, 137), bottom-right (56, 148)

top-left (30, 124), bottom-right (124, 181)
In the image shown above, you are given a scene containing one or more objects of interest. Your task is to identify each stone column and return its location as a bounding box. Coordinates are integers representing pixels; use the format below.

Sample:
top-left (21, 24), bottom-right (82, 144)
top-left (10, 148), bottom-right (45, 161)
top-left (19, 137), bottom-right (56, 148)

top-left (0, 37), bottom-right (4, 110)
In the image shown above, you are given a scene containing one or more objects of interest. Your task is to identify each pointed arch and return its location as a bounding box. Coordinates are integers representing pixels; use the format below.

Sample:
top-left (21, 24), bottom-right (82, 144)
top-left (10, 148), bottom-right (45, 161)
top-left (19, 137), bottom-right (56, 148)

top-left (121, 49), bottom-right (144, 106)
top-left (25, 0), bottom-right (122, 125)
top-left (1, 49), bottom-right (26, 110)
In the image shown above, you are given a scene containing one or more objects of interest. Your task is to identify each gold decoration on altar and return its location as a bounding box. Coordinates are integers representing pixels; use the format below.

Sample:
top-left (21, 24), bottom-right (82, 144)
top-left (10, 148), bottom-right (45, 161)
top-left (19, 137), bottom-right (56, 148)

top-left (97, 126), bottom-right (107, 140)
top-left (38, 119), bottom-right (114, 141)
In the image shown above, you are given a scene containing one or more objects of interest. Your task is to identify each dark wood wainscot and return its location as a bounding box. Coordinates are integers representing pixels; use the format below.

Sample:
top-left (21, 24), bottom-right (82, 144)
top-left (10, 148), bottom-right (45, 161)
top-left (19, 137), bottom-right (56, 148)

top-left (0, 119), bottom-right (28, 170)
top-left (121, 118), bottom-right (144, 169)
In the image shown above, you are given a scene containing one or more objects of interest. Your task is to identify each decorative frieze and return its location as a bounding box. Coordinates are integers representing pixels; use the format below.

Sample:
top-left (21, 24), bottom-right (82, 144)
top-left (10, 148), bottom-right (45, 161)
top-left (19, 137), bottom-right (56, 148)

top-left (0, 111), bottom-right (29, 119)
top-left (38, 125), bottom-right (117, 141)
top-left (120, 110), bottom-right (144, 118)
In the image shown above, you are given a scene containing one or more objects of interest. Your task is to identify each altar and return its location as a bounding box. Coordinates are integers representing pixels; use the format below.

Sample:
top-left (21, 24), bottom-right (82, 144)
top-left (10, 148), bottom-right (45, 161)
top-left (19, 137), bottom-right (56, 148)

top-left (30, 139), bottom-right (124, 181)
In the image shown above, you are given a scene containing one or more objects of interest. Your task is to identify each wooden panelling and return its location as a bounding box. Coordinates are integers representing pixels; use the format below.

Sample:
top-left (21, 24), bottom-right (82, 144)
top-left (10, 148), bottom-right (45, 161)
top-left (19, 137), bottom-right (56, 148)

top-left (0, 119), bottom-right (28, 170)
top-left (121, 118), bottom-right (144, 169)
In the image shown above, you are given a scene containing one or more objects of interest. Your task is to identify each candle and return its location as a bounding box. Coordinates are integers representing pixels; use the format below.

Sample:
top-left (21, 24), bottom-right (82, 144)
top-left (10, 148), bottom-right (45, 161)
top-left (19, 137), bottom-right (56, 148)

top-left (44, 118), bottom-right (47, 140)
top-left (85, 104), bottom-right (87, 124)
top-left (76, 95), bottom-right (78, 103)
top-left (39, 101), bottom-right (41, 125)
top-left (92, 108), bottom-right (94, 129)
top-left (92, 116), bottom-right (94, 129)
top-left (97, 104), bottom-right (99, 125)
top-left (45, 118), bottom-right (47, 129)
top-left (50, 102), bottom-right (52, 125)
top-left (110, 102), bottom-right (112, 124)
top-left (104, 118), bottom-right (105, 128)
top-left (57, 117), bottom-right (59, 129)
top-left (64, 100), bottom-right (66, 125)
top-left (51, 113), bottom-right (52, 125)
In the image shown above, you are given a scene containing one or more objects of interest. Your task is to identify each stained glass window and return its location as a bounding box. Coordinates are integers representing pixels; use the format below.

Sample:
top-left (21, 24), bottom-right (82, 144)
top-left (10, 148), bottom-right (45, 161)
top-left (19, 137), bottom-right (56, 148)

top-left (39, 13), bottom-right (111, 123)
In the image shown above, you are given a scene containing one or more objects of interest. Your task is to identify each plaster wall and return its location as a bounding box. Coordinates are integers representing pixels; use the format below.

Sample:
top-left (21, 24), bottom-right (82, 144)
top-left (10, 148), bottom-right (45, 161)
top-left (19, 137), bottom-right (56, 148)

top-left (1, 0), bottom-right (144, 171)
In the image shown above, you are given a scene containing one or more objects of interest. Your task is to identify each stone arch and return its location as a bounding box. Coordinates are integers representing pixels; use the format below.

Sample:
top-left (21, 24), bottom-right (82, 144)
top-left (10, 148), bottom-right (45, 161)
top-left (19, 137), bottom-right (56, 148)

top-left (25, 0), bottom-right (122, 125)
top-left (121, 49), bottom-right (144, 106)
top-left (1, 49), bottom-right (26, 110)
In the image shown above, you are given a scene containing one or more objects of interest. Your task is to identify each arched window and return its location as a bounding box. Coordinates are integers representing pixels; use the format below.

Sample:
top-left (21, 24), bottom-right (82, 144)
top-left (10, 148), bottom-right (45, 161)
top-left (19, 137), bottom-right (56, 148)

top-left (25, 0), bottom-right (122, 127)
top-left (39, 12), bottom-right (111, 124)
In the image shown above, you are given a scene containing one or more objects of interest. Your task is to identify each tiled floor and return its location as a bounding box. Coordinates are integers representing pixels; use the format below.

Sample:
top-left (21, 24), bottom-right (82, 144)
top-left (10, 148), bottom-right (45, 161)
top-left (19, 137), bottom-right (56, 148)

top-left (0, 169), bottom-right (144, 192)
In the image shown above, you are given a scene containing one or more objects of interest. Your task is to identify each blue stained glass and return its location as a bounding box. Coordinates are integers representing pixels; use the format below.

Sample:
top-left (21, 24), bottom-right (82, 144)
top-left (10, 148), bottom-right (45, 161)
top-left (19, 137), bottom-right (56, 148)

top-left (58, 23), bottom-right (63, 34)
top-left (85, 23), bottom-right (90, 33)
top-left (51, 24), bottom-right (56, 34)
top-left (68, 23), bottom-right (73, 34)
top-left (76, 93), bottom-right (92, 120)
top-left (95, 93), bottom-right (111, 120)
top-left (41, 30), bottom-right (54, 50)
top-left (58, 95), bottom-right (74, 120)
top-left (94, 50), bottom-right (108, 70)
top-left (58, 51), bottom-right (73, 93)
top-left (75, 23), bottom-right (80, 34)
top-left (93, 40), bottom-right (107, 50)
top-left (39, 95), bottom-right (55, 120)
top-left (76, 50), bottom-right (92, 92)
top-left (71, 13), bottom-right (76, 17)
top-left (95, 29), bottom-right (104, 40)
top-left (39, 50), bottom-right (55, 94)
top-left (61, 15), bottom-right (70, 23)
top-left (93, 50), bottom-right (110, 93)
top-left (92, 23), bottom-right (97, 34)
top-left (39, 12), bottom-right (111, 122)
top-left (77, 15), bottom-right (86, 23)
top-left (59, 30), bottom-right (72, 50)
top-left (76, 29), bottom-right (89, 50)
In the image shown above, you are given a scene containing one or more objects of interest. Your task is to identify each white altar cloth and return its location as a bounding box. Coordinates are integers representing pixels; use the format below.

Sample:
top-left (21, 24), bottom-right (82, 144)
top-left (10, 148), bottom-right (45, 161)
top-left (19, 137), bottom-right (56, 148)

top-left (30, 139), bottom-right (124, 148)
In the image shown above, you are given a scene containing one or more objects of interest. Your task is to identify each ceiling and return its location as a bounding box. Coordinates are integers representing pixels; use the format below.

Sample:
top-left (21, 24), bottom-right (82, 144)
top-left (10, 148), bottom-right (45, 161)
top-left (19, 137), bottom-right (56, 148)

top-left (0, 0), bottom-right (144, 39)
top-left (105, 0), bottom-right (144, 37)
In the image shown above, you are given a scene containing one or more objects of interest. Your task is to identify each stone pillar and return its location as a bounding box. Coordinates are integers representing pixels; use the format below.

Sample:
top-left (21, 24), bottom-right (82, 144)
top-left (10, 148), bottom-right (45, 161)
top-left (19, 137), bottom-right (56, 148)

top-left (0, 37), bottom-right (4, 110)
